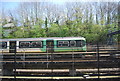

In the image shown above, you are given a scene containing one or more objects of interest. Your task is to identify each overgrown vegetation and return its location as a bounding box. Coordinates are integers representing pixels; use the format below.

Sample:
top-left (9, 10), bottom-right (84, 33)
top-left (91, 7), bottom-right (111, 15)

top-left (0, 2), bottom-right (119, 43)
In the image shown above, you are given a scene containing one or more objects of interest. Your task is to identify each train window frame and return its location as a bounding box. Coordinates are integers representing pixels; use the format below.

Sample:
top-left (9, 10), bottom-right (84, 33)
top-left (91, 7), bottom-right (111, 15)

top-left (57, 40), bottom-right (69, 47)
top-left (19, 41), bottom-right (43, 48)
top-left (0, 42), bottom-right (7, 49)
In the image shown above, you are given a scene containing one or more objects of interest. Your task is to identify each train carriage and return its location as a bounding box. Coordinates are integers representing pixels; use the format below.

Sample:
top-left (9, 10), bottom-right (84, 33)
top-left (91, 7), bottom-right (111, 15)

top-left (0, 37), bottom-right (86, 53)
top-left (54, 37), bottom-right (86, 52)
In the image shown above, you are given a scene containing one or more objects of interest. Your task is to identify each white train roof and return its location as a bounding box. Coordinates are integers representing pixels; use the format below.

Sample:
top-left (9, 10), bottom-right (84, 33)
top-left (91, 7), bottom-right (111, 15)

top-left (0, 37), bottom-right (85, 41)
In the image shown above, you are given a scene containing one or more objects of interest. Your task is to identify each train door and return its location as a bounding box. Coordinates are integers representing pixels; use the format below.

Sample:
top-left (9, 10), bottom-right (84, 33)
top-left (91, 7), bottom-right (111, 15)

top-left (46, 40), bottom-right (54, 53)
top-left (9, 41), bottom-right (16, 53)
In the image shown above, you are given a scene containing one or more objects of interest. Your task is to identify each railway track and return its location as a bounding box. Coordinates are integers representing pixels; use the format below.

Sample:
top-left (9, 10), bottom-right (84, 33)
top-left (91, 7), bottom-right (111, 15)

top-left (14, 68), bottom-right (119, 73)
top-left (1, 50), bottom-right (120, 55)
top-left (1, 47), bottom-right (120, 80)
top-left (0, 75), bottom-right (120, 79)
top-left (2, 59), bottom-right (119, 69)
top-left (0, 59), bottom-right (106, 63)
top-left (1, 55), bottom-right (120, 64)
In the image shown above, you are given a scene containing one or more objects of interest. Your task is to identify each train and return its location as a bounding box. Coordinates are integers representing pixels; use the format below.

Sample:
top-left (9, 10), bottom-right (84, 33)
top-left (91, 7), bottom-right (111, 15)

top-left (0, 37), bottom-right (86, 53)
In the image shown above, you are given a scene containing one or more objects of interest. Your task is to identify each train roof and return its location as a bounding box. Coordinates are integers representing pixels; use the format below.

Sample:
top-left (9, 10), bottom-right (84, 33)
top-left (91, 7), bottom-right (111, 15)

top-left (0, 37), bottom-right (85, 41)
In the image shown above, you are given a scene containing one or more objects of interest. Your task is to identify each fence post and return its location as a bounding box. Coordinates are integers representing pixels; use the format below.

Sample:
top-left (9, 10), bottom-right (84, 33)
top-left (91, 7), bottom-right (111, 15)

top-left (97, 42), bottom-right (100, 79)
top-left (14, 46), bottom-right (16, 81)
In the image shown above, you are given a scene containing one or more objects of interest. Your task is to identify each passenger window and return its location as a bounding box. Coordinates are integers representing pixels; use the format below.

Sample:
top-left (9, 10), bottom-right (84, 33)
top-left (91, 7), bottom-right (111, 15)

top-left (0, 42), bottom-right (2, 49)
top-left (19, 41), bottom-right (42, 48)
top-left (70, 41), bottom-right (76, 47)
top-left (76, 40), bottom-right (85, 47)
top-left (31, 41), bottom-right (42, 48)
top-left (58, 41), bottom-right (63, 47)
top-left (58, 41), bottom-right (69, 47)
top-left (63, 41), bottom-right (69, 47)
top-left (81, 40), bottom-right (86, 47)
top-left (0, 42), bottom-right (7, 49)
top-left (19, 42), bottom-right (30, 48)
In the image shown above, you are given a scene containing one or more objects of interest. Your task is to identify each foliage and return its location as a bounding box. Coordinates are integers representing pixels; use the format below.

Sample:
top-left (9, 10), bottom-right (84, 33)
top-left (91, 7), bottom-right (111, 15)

top-left (1, 2), bottom-right (118, 44)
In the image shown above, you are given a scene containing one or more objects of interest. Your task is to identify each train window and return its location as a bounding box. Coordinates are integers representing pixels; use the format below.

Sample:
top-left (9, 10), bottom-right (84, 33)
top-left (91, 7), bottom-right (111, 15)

top-left (31, 41), bottom-right (42, 48)
top-left (81, 40), bottom-right (86, 47)
top-left (19, 41), bottom-right (43, 48)
top-left (58, 41), bottom-right (63, 47)
top-left (62, 41), bottom-right (69, 47)
top-left (0, 42), bottom-right (7, 49)
top-left (70, 41), bottom-right (76, 47)
top-left (58, 41), bottom-right (69, 47)
top-left (76, 40), bottom-right (85, 47)
top-left (0, 42), bottom-right (2, 49)
top-left (19, 42), bottom-right (30, 48)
